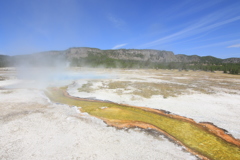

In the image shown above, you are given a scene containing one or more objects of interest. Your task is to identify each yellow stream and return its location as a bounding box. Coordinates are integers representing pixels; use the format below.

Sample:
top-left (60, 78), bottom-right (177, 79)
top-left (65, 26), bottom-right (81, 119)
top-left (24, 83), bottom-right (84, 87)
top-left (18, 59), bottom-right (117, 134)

top-left (45, 88), bottom-right (240, 160)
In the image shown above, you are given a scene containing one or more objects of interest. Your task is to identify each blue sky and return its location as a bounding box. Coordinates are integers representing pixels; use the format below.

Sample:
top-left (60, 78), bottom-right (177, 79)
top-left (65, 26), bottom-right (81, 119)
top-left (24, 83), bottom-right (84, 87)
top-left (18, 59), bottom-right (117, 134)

top-left (0, 0), bottom-right (240, 58)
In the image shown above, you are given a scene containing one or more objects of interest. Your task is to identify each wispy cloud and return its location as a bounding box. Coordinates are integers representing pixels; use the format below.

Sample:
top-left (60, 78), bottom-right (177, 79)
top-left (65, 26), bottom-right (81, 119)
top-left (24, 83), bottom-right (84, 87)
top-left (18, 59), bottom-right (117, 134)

top-left (166, 0), bottom-right (223, 21)
top-left (185, 39), bottom-right (240, 50)
top-left (143, 16), bottom-right (240, 48)
top-left (141, 3), bottom-right (240, 48)
top-left (227, 43), bottom-right (240, 48)
top-left (108, 14), bottom-right (125, 29)
top-left (112, 43), bottom-right (127, 49)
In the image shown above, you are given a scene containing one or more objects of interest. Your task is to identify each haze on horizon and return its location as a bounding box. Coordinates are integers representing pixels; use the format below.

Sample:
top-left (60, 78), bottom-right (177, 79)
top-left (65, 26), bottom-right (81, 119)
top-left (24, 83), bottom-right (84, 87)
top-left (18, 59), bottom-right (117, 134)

top-left (0, 0), bottom-right (240, 58)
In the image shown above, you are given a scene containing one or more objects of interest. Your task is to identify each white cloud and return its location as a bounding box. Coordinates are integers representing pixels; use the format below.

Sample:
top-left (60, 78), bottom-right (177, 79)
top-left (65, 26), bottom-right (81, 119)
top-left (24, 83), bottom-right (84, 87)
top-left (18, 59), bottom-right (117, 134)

top-left (227, 43), bottom-right (240, 48)
top-left (112, 43), bottom-right (127, 49)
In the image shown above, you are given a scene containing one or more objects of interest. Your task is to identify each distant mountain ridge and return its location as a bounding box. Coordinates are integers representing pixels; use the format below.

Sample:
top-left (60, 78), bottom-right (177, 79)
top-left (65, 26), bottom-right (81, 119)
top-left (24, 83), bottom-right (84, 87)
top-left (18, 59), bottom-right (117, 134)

top-left (0, 47), bottom-right (240, 67)
top-left (52, 47), bottom-right (240, 63)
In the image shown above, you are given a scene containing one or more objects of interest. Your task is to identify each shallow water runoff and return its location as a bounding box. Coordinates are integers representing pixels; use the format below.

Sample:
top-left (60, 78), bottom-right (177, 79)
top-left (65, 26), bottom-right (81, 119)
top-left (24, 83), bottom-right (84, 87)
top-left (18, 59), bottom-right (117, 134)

top-left (45, 87), bottom-right (240, 160)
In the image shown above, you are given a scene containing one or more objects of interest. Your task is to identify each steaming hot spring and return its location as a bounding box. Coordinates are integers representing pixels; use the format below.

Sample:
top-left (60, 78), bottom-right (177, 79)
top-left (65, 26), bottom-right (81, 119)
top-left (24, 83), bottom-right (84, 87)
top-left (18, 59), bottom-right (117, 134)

top-left (1, 67), bottom-right (240, 160)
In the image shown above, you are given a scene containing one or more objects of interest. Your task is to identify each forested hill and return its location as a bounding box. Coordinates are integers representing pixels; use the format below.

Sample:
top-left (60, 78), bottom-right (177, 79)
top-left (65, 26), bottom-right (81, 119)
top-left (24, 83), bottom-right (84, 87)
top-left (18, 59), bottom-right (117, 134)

top-left (59, 47), bottom-right (240, 63)
top-left (0, 47), bottom-right (239, 74)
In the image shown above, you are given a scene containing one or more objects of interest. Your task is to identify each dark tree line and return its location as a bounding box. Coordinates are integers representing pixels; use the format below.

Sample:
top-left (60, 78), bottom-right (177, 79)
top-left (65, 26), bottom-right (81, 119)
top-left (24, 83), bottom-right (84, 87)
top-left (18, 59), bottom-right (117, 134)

top-left (1, 52), bottom-right (239, 75)
top-left (70, 53), bottom-right (240, 75)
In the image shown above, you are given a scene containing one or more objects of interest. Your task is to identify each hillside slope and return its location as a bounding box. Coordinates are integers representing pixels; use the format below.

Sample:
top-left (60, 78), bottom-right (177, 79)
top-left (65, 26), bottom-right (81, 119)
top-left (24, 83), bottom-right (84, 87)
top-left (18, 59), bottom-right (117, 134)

top-left (0, 47), bottom-right (239, 68)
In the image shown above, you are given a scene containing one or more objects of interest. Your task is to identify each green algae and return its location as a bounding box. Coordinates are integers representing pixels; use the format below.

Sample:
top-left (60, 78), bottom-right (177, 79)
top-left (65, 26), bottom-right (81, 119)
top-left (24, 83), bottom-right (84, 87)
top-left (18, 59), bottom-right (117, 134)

top-left (45, 88), bottom-right (240, 160)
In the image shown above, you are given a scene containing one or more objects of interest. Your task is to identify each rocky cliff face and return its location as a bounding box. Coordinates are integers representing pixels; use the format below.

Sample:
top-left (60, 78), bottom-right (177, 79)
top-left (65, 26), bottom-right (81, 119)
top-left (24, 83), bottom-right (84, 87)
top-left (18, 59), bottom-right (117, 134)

top-left (64, 47), bottom-right (237, 63)
top-left (65, 47), bottom-right (101, 58)
top-left (63, 48), bottom-right (189, 63)
top-left (102, 49), bottom-right (177, 62)
top-left (175, 54), bottom-right (201, 62)
top-left (48, 47), bottom-right (238, 63)
top-left (222, 58), bottom-right (240, 63)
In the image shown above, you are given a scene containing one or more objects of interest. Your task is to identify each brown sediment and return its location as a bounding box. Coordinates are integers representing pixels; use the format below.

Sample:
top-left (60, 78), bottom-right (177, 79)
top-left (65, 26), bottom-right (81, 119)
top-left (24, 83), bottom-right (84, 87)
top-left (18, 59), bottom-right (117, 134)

top-left (61, 89), bottom-right (240, 148)
top-left (199, 122), bottom-right (240, 147)
top-left (100, 118), bottom-right (209, 160)
top-left (131, 105), bottom-right (240, 147)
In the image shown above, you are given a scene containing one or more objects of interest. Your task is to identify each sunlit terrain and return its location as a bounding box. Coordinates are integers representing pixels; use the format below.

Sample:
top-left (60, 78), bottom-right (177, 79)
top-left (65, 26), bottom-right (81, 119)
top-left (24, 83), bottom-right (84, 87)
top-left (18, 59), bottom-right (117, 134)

top-left (1, 67), bottom-right (240, 160)
top-left (1, 0), bottom-right (240, 159)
